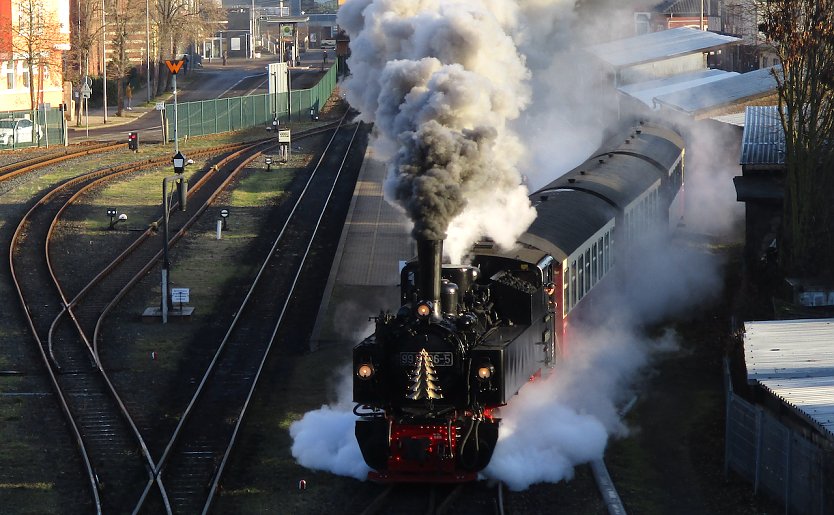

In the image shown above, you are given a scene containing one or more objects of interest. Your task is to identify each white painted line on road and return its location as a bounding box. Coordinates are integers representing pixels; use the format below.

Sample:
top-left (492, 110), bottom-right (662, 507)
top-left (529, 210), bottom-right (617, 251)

top-left (246, 77), bottom-right (268, 97)
top-left (219, 72), bottom-right (267, 98)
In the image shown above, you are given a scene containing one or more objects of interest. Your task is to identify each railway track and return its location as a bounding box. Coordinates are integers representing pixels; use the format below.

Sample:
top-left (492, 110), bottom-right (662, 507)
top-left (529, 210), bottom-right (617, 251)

top-left (131, 114), bottom-right (363, 514)
top-left (0, 142), bottom-right (122, 182)
top-left (359, 482), bottom-right (505, 515)
top-left (7, 112), bottom-right (355, 512)
top-left (9, 140), bottom-right (263, 512)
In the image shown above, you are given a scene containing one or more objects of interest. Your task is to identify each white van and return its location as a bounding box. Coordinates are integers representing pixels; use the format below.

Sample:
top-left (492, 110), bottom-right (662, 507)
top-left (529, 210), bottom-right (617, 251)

top-left (321, 39), bottom-right (336, 50)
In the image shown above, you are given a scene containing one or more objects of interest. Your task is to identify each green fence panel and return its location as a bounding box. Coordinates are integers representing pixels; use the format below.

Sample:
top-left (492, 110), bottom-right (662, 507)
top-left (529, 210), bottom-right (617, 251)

top-left (0, 107), bottom-right (66, 149)
top-left (165, 64), bottom-right (339, 140)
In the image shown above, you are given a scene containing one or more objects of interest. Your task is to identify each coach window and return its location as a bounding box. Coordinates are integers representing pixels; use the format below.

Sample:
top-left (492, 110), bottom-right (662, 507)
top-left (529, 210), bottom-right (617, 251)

top-left (585, 249), bottom-right (591, 293)
top-left (571, 260), bottom-right (577, 309)
top-left (604, 233), bottom-right (610, 272)
top-left (591, 242), bottom-right (598, 284)
top-left (628, 211), bottom-right (633, 241)
top-left (597, 237), bottom-right (604, 279)
top-left (578, 255), bottom-right (585, 299)
top-left (563, 272), bottom-right (570, 317)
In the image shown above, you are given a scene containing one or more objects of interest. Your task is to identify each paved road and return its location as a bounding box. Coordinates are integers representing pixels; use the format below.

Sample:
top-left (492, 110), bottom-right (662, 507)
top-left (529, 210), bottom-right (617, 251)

top-left (68, 50), bottom-right (331, 144)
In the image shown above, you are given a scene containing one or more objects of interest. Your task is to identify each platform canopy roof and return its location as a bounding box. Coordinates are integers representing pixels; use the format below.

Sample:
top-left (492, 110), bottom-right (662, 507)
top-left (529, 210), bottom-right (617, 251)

top-left (587, 27), bottom-right (739, 68)
top-left (618, 68), bottom-right (737, 108)
top-left (744, 318), bottom-right (834, 441)
top-left (651, 66), bottom-right (780, 117)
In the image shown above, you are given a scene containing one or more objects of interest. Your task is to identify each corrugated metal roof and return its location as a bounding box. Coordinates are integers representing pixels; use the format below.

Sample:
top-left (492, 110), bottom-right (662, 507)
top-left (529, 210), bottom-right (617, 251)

top-left (744, 318), bottom-right (834, 440)
top-left (653, 65), bottom-right (779, 116)
top-left (618, 68), bottom-right (737, 108)
top-left (740, 105), bottom-right (785, 166)
top-left (587, 27), bottom-right (739, 68)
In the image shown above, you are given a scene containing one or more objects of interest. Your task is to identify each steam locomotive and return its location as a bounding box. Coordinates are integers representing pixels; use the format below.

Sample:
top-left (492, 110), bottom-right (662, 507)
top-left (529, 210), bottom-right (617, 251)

top-left (353, 120), bottom-right (685, 482)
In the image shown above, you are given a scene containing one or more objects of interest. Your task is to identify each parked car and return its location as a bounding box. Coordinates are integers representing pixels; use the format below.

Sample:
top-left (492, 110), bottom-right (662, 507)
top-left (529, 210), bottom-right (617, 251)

top-left (320, 39), bottom-right (336, 50)
top-left (0, 118), bottom-right (42, 146)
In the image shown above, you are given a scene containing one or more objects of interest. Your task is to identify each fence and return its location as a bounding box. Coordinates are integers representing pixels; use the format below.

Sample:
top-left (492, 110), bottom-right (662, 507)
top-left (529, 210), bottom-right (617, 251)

top-left (0, 107), bottom-right (67, 149)
top-left (165, 63), bottom-right (339, 140)
top-left (725, 359), bottom-right (833, 514)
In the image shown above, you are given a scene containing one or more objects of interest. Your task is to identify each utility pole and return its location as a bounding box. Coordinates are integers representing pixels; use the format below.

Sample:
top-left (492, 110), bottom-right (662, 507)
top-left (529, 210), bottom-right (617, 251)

top-left (102, 0), bottom-right (108, 123)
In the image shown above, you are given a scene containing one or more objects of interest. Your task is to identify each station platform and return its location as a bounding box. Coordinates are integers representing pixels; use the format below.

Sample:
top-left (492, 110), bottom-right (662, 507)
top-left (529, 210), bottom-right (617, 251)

top-left (310, 149), bottom-right (414, 348)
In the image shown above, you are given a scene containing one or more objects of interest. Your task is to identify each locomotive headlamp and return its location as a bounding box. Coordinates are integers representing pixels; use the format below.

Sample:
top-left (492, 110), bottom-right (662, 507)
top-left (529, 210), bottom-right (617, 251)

top-left (415, 302), bottom-right (432, 318)
top-left (477, 364), bottom-right (495, 380)
top-left (357, 363), bottom-right (375, 379)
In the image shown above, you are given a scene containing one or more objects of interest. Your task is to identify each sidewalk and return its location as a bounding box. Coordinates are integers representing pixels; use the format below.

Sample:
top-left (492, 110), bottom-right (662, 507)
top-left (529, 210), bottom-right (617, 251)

top-left (68, 72), bottom-right (188, 132)
top-left (68, 103), bottom-right (153, 132)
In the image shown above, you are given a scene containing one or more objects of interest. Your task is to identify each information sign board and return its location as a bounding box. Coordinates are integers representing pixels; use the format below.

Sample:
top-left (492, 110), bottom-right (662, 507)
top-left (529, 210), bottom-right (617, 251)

top-left (171, 288), bottom-right (190, 304)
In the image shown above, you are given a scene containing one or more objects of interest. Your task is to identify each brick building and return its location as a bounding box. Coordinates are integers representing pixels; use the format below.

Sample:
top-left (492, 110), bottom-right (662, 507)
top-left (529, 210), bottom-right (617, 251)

top-left (0, 0), bottom-right (70, 111)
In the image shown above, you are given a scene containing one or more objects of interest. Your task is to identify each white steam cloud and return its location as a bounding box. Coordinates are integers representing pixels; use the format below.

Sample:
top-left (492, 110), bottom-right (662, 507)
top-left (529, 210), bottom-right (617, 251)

top-left (290, 0), bottom-right (743, 491)
top-left (482, 235), bottom-right (724, 489)
top-left (290, 369), bottom-right (371, 480)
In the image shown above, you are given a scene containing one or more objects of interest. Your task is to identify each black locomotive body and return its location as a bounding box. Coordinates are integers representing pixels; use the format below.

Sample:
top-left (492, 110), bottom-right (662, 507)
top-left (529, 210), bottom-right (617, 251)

top-left (352, 121), bottom-right (685, 482)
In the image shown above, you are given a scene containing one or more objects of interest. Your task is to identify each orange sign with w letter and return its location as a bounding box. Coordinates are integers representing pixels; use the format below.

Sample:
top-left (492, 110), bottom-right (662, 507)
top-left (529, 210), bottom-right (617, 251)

top-left (165, 60), bottom-right (184, 74)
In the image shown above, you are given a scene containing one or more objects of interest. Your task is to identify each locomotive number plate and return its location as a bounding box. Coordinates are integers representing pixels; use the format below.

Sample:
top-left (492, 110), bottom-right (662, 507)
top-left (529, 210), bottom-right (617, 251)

top-left (400, 352), bottom-right (454, 367)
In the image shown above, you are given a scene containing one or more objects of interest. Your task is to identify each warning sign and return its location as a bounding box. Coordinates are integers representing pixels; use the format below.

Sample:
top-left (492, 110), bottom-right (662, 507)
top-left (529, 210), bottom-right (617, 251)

top-left (165, 60), bottom-right (185, 74)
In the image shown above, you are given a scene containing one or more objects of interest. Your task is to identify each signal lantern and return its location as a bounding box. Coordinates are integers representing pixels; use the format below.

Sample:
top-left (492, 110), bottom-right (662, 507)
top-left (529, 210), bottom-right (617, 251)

top-left (128, 131), bottom-right (138, 151)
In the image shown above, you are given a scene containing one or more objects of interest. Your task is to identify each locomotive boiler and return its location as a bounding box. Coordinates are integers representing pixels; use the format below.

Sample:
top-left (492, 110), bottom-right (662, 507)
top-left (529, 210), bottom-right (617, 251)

top-left (352, 120), bottom-right (685, 482)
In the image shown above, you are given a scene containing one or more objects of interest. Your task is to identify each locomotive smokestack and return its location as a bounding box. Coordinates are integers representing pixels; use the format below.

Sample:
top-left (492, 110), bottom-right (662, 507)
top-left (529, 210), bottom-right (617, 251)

top-left (417, 239), bottom-right (443, 318)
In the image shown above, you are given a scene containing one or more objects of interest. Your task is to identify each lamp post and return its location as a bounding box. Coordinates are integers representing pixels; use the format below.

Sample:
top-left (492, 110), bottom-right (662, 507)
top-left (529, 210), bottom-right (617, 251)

top-left (102, 0), bottom-right (108, 123)
top-left (172, 69), bottom-right (179, 151)
top-left (146, 0), bottom-right (151, 102)
top-left (160, 151), bottom-right (188, 323)
top-left (250, 0), bottom-right (255, 59)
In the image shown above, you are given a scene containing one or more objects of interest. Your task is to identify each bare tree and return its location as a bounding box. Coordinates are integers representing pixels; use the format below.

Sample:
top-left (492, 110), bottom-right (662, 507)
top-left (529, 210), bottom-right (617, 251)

top-left (8, 0), bottom-right (65, 114)
top-left (107, 0), bottom-right (143, 116)
top-left (67, 0), bottom-right (102, 125)
top-left (758, 0), bottom-right (834, 277)
top-left (151, 0), bottom-right (223, 97)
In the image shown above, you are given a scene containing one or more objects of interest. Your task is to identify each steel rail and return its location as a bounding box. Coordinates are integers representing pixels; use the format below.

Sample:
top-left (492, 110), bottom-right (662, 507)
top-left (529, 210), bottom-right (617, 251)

top-left (7, 140), bottom-right (254, 512)
top-left (0, 142), bottom-right (122, 182)
top-left (126, 112), bottom-right (355, 513)
top-left (203, 120), bottom-right (361, 513)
